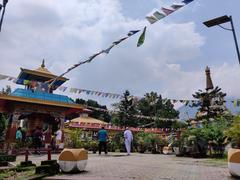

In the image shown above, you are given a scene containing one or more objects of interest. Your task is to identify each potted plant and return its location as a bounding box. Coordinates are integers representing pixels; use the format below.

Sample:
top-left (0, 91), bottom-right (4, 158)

top-left (89, 140), bottom-right (98, 154)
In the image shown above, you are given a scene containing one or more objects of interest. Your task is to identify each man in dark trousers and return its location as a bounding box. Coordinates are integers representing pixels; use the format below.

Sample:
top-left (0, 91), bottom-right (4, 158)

top-left (98, 126), bottom-right (108, 155)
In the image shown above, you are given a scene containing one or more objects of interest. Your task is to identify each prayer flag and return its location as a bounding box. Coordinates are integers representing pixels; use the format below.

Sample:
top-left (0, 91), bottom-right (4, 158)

top-left (70, 88), bottom-right (78, 93)
top-left (182, 0), bottom-right (194, 4)
top-left (171, 3), bottom-right (185, 10)
top-left (102, 45), bottom-right (114, 54)
top-left (89, 51), bottom-right (102, 60)
top-left (153, 11), bottom-right (166, 20)
top-left (127, 30), bottom-right (140, 36)
top-left (12, 78), bottom-right (17, 83)
top-left (8, 77), bottom-right (13, 81)
top-left (233, 100), bottom-right (237, 107)
top-left (58, 86), bottom-right (64, 91)
top-left (113, 37), bottom-right (128, 45)
top-left (137, 26), bottom-right (147, 47)
top-left (237, 100), bottom-right (240, 107)
top-left (0, 74), bottom-right (8, 80)
top-left (23, 80), bottom-right (30, 85)
top-left (161, 7), bottom-right (175, 15)
top-left (146, 16), bottom-right (158, 24)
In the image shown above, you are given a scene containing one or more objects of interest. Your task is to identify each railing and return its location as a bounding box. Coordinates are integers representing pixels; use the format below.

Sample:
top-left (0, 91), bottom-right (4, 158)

top-left (69, 122), bottom-right (183, 134)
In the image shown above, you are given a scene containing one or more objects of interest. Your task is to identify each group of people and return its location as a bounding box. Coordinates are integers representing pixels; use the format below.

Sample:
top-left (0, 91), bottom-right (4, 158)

top-left (17, 126), bottom-right (133, 155)
top-left (98, 127), bottom-right (133, 155)
top-left (15, 126), bottom-right (63, 153)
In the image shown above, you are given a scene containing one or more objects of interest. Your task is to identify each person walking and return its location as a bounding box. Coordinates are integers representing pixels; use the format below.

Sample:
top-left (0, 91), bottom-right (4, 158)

top-left (98, 126), bottom-right (108, 155)
top-left (124, 127), bottom-right (133, 155)
top-left (33, 126), bottom-right (43, 154)
top-left (16, 127), bottom-right (22, 142)
top-left (55, 128), bottom-right (62, 150)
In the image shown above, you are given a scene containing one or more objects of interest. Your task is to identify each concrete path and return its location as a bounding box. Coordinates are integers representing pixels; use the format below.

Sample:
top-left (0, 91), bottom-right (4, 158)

top-left (16, 153), bottom-right (234, 180)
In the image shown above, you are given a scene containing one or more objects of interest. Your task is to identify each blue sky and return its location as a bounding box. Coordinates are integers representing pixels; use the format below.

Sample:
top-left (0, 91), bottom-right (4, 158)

top-left (0, 0), bottom-right (240, 108)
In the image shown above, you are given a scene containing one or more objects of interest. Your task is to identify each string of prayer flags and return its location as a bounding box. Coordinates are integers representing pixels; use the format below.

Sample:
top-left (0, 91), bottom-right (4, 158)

top-left (146, 0), bottom-right (194, 25)
top-left (137, 26), bottom-right (147, 47)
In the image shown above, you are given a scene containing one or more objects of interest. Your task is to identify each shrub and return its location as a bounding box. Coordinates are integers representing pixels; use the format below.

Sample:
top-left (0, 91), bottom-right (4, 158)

top-left (225, 115), bottom-right (240, 148)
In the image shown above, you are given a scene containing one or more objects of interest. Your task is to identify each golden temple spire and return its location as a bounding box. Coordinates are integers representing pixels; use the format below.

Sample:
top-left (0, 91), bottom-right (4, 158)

top-left (41, 59), bottom-right (45, 68)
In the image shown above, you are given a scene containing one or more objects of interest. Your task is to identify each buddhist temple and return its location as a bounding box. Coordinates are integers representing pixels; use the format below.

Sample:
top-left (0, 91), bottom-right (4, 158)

top-left (0, 60), bottom-right (84, 145)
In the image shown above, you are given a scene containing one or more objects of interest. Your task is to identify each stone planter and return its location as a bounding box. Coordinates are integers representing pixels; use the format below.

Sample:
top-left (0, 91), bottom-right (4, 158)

top-left (228, 148), bottom-right (240, 177)
top-left (58, 148), bottom-right (88, 173)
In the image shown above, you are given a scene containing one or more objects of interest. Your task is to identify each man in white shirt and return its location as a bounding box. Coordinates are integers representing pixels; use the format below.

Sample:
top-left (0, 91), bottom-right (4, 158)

top-left (56, 128), bottom-right (62, 149)
top-left (124, 127), bottom-right (133, 155)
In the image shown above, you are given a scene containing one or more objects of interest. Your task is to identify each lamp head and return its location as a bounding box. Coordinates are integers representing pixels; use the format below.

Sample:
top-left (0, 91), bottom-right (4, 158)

top-left (203, 15), bottom-right (231, 27)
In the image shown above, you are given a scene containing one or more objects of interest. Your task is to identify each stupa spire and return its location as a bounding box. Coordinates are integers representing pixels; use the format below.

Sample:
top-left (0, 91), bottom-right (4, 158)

top-left (205, 66), bottom-right (214, 91)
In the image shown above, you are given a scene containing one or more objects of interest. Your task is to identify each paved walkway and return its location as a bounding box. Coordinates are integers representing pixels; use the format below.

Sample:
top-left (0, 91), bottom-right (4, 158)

top-left (16, 153), bottom-right (234, 180)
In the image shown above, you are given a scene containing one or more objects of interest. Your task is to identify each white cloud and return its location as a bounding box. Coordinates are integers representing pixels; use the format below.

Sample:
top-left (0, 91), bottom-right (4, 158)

top-left (1, 0), bottom-right (238, 108)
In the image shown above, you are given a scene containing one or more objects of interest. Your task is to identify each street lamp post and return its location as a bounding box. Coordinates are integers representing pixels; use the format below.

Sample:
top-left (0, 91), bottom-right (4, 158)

top-left (203, 15), bottom-right (240, 65)
top-left (0, 0), bottom-right (9, 32)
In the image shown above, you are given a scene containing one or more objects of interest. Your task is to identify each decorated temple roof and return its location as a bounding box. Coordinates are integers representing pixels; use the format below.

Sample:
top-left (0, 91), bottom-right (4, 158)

top-left (0, 90), bottom-right (83, 111)
top-left (11, 88), bottom-right (74, 104)
top-left (17, 60), bottom-right (68, 88)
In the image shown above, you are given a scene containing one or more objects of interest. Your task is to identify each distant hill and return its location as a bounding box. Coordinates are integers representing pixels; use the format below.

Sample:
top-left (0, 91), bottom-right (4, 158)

top-left (178, 100), bottom-right (240, 120)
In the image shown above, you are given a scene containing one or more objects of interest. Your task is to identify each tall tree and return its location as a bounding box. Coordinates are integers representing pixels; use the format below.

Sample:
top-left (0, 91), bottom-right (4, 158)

top-left (137, 92), bottom-right (179, 128)
top-left (112, 90), bottom-right (138, 127)
top-left (75, 98), bottom-right (111, 122)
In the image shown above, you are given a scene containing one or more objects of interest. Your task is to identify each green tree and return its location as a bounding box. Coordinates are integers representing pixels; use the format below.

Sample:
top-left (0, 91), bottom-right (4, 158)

top-left (201, 117), bottom-right (229, 156)
top-left (137, 92), bottom-right (179, 128)
top-left (112, 90), bottom-right (138, 127)
top-left (225, 115), bottom-right (240, 148)
top-left (75, 98), bottom-right (111, 123)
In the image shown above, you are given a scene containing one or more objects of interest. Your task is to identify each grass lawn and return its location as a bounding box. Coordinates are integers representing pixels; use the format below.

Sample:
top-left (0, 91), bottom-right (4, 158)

top-left (0, 167), bottom-right (35, 180)
top-left (202, 154), bottom-right (228, 167)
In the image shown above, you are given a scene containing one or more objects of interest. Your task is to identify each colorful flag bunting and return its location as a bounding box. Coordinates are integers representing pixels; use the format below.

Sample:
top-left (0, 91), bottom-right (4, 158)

top-left (146, 16), bottom-right (158, 24)
top-left (161, 7), bottom-right (175, 15)
top-left (137, 26), bottom-right (147, 47)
